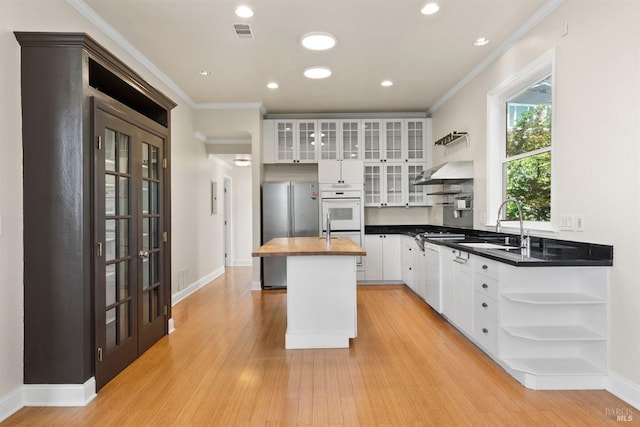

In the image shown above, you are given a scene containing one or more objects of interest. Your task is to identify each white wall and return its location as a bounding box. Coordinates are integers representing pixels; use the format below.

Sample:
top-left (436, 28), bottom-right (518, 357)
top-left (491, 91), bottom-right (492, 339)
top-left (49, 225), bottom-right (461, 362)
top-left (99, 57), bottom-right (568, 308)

top-left (194, 108), bottom-right (263, 285)
top-left (230, 165), bottom-right (253, 265)
top-left (430, 0), bottom-right (640, 392)
top-left (0, 0), bottom-right (223, 417)
top-left (171, 107), bottom-right (227, 293)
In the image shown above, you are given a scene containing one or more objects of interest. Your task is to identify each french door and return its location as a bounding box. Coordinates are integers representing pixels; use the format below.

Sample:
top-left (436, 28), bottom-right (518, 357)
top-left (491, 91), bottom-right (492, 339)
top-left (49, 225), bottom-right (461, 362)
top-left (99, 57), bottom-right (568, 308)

top-left (94, 100), bottom-right (167, 389)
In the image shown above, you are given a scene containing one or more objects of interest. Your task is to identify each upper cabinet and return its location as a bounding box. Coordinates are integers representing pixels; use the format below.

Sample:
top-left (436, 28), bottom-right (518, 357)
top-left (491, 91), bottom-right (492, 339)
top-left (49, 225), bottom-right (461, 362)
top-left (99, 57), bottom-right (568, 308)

top-left (362, 119), bottom-right (429, 163)
top-left (263, 117), bottom-right (431, 171)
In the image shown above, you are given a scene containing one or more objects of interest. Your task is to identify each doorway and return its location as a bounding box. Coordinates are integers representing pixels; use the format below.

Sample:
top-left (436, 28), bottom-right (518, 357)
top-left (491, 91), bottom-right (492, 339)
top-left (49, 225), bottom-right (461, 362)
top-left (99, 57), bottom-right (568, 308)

top-left (224, 177), bottom-right (232, 267)
top-left (93, 99), bottom-right (168, 390)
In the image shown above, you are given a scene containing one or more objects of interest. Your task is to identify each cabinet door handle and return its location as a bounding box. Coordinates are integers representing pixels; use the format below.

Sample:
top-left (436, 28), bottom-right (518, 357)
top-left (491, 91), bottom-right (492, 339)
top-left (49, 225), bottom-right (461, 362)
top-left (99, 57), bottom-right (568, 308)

top-left (482, 265), bottom-right (488, 270)
top-left (482, 283), bottom-right (488, 289)
top-left (482, 302), bottom-right (488, 308)
top-left (482, 328), bottom-right (489, 334)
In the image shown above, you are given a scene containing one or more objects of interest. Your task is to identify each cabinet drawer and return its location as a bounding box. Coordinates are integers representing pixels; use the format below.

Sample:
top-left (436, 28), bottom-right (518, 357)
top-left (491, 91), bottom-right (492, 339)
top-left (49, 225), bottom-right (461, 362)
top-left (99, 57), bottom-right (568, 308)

top-left (473, 315), bottom-right (499, 356)
top-left (474, 276), bottom-right (498, 299)
top-left (475, 292), bottom-right (498, 320)
top-left (475, 258), bottom-right (498, 280)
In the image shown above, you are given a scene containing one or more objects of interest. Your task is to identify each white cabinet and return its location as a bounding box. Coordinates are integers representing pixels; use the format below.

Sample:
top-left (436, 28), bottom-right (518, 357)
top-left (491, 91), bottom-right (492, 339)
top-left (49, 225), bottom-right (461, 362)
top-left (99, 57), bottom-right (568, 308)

top-left (440, 248), bottom-right (455, 318)
top-left (452, 251), bottom-right (473, 334)
top-left (383, 119), bottom-right (404, 162)
top-left (340, 120), bottom-right (362, 160)
top-left (318, 160), bottom-right (363, 184)
top-left (406, 163), bottom-right (429, 206)
top-left (363, 163), bottom-right (404, 207)
top-left (364, 163), bottom-right (428, 207)
top-left (401, 237), bottom-right (416, 290)
top-left (363, 234), bottom-right (401, 281)
top-left (414, 248), bottom-right (427, 299)
top-left (440, 249), bottom-right (473, 335)
top-left (268, 120), bottom-right (319, 163)
top-left (362, 119), bottom-right (430, 207)
top-left (318, 120), bottom-right (363, 161)
top-left (473, 258), bottom-right (500, 356)
top-left (439, 245), bottom-right (610, 390)
top-left (317, 120), bottom-right (340, 160)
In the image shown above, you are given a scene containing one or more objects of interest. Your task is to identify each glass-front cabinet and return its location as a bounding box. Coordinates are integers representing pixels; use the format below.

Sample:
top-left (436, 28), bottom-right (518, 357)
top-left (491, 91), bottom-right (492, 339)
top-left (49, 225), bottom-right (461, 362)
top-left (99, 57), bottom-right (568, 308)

top-left (363, 119), bottom-right (382, 161)
top-left (340, 120), bottom-right (362, 160)
top-left (274, 120), bottom-right (295, 163)
top-left (318, 120), bottom-right (339, 160)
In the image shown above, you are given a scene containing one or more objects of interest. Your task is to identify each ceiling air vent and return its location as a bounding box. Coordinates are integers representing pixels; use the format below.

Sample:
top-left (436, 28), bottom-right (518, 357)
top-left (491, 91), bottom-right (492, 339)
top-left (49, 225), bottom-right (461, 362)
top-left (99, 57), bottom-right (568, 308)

top-left (233, 23), bottom-right (253, 39)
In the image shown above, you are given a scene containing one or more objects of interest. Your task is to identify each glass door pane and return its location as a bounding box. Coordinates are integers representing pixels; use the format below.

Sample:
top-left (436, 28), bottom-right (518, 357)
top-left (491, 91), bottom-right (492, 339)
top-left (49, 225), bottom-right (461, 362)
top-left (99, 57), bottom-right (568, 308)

top-left (104, 127), bottom-right (133, 352)
top-left (141, 142), bottom-right (162, 326)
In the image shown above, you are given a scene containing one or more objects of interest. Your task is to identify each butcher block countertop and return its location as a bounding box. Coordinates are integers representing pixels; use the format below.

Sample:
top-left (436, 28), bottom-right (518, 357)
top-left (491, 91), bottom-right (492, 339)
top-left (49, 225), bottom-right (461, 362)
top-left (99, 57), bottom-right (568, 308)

top-left (252, 237), bottom-right (366, 257)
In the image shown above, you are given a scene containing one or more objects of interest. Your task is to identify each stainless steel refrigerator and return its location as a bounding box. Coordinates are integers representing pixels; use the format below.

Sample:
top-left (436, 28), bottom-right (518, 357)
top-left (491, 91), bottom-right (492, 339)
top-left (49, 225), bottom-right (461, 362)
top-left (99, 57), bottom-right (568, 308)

top-left (261, 181), bottom-right (319, 289)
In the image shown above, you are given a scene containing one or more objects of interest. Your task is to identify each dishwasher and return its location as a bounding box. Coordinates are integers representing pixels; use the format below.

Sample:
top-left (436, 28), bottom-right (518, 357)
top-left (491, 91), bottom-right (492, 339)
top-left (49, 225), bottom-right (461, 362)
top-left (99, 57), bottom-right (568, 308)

top-left (423, 242), bottom-right (442, 313)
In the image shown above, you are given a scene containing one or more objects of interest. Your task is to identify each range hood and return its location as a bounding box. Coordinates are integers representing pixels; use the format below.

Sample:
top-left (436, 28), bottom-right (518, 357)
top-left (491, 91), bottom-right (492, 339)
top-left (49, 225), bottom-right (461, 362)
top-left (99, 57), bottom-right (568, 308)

top-left (413, 161), bottom-right (474, 185)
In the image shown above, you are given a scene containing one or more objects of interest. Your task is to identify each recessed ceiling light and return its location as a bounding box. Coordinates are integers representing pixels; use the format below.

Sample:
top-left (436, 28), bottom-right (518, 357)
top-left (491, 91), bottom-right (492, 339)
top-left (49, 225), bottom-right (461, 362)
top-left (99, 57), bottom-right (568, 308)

top-left (473, 37), bottom-right (490, 46)
top-left (199, 70), bottom-right (211, 76)
top-left (233, 158), bottom-right (251, 167)
top-left (267, 82), bottom-right (279, 89)
top-left (421, 2), bottom-right (440, 15)
top-left (303, 66), bottom-right (332, 79)
top-left (301, 32), bottom-right (337, 51)
top-left (235, 6), bottom-right (254, 18)
top-left (381, 80), bottom-right (394, 87)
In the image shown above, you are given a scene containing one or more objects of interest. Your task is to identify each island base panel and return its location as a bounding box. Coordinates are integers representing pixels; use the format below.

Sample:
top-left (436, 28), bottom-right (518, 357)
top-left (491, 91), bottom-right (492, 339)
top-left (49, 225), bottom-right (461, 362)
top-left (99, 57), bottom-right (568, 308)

top-left (286, 256), bottom-right (357, 349)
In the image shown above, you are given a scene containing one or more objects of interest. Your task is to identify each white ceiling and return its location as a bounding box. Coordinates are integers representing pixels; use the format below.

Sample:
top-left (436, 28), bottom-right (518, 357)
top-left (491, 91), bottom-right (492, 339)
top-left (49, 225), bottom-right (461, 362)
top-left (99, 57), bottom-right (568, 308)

top-left (80, 0), bottom-right (552, 115)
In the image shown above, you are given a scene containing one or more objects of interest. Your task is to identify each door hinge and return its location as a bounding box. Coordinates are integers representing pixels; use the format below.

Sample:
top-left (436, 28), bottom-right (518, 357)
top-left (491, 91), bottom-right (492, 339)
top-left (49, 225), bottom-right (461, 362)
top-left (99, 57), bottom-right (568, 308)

top-left (97, 136), bottom-right (102, 150)
top-left (97, 347), bottom-right (103, 362)
top-left (162, 231), bottom-right (168, 243)
top-left (163, 305), bottom-right (168, 316)
top-left (97, 242), bottom-right (103, 257)
top-left (162, 158), bottom-right (167, 169)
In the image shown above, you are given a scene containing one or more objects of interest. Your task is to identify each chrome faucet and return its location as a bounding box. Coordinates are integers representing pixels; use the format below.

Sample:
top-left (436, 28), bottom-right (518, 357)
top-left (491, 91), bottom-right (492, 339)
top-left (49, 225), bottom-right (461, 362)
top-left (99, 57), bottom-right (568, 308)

top-left (325, 213), bottom-right (331, 245)
top-left (496, 199), bottom-right (530, 258)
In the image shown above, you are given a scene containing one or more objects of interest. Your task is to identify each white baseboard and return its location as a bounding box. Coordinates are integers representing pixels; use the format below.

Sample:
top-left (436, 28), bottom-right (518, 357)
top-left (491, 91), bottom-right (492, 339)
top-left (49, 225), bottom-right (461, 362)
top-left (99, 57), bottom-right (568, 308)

top-left (251, 280), bottom-right (262, 291)
top-left (23, 377), bottom-right (96, 407)
top-left (0, 386), bottom-right (23, 423)
top-left (231, 258), bottom-right (253, 267)
top-left (608, 372), bottom-right (640, 410)
top-left (171, 266), bottom-right (225, 306)
top-left (167, 318), bottom-right (175, 334)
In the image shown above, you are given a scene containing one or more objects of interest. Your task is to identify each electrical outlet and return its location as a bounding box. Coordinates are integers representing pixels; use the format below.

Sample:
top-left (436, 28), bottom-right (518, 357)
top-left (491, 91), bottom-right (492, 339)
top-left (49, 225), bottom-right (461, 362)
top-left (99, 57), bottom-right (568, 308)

top-left (559, 214), bottom-right (575, 231)
top-left (575, 214), bottom-right (585, 232)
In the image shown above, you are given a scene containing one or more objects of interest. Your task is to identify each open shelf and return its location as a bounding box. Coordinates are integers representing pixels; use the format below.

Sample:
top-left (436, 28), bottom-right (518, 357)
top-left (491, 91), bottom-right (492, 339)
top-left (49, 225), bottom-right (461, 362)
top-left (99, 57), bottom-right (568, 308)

top-left (502, 292), bottom-right (605, 305)
top-left (504, 358), bottom-right (606, 376)
top-left (502, 325), bottom-right (605, 341)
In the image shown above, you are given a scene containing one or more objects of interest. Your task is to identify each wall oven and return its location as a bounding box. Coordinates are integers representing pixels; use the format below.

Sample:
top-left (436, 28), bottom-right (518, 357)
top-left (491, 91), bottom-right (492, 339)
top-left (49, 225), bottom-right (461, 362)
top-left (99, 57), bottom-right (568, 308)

top-left (320, 190), bottom-right (362, 231)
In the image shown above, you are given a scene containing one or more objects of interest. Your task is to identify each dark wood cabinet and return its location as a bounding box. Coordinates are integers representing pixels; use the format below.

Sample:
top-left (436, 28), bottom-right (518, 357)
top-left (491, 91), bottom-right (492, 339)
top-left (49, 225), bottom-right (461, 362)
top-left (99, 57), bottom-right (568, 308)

top-left (15, 32), bottom-right (176, 389)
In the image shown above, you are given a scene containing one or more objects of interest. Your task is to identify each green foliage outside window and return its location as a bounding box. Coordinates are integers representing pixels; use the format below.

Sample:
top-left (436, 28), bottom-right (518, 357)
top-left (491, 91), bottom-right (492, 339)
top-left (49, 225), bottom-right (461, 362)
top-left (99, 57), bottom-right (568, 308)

top-left (504, 103), bottom-right (551, 221)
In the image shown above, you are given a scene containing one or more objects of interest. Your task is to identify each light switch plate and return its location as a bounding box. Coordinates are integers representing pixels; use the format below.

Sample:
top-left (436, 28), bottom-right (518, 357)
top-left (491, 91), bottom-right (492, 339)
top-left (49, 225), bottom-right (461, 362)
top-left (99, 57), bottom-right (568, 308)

top-left (559, 214), bottom-right (575, 231)
top-left (575, 214), bottom-right (585, 232)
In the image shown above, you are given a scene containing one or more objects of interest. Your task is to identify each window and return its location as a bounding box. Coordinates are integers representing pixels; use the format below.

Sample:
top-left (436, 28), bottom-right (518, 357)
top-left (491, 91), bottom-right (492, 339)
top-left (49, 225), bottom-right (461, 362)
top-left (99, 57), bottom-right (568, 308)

top-left (487, 50), bottom-right (554, 231)
top-left (503, 76), bottom-right (552, 221)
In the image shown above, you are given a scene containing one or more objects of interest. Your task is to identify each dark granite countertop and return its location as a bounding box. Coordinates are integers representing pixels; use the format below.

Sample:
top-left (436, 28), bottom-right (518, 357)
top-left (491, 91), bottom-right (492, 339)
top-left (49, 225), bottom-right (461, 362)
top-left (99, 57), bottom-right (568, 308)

top-left (364, 224), bottom-right (613, 267)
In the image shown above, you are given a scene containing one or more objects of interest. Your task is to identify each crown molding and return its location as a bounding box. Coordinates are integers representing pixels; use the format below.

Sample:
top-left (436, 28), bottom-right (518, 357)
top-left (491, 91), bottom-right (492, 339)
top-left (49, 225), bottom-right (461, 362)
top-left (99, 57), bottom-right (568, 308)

top-left (427, 0), bottom-right (565, 115)
top-left (65, 0), bottom-right (196, 109)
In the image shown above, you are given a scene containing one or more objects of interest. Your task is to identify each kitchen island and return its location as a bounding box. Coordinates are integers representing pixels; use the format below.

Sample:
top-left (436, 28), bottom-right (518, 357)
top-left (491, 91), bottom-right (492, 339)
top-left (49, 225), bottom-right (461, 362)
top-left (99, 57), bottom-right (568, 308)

top-left (253, 237), bottom-right (366, 349)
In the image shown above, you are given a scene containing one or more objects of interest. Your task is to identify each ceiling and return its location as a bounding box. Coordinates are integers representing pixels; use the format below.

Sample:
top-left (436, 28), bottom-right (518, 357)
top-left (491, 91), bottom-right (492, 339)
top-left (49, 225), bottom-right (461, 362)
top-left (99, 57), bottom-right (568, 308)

top-left (80, 0), bottom-right (551, 115)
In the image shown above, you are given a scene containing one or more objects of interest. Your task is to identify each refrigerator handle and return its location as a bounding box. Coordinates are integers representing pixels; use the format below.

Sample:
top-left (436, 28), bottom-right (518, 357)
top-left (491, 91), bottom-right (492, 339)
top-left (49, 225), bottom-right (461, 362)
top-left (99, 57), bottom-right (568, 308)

top-left (288, 183), bottom-right (295, 237)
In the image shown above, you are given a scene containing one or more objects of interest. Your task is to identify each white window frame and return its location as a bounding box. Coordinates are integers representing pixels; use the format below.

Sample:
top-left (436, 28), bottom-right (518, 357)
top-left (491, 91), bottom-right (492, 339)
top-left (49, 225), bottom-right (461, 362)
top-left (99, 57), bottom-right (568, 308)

top-left (486, 49), bottom-right (556, 233)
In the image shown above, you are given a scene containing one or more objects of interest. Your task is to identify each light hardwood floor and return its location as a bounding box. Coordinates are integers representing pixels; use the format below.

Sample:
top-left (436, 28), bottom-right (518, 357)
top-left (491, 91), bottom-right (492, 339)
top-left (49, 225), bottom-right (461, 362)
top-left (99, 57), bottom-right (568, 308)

top-left (4, 267), bottom-right (635, 426)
